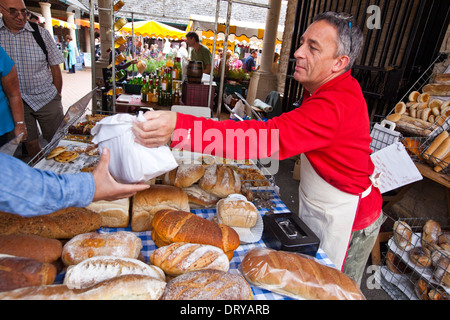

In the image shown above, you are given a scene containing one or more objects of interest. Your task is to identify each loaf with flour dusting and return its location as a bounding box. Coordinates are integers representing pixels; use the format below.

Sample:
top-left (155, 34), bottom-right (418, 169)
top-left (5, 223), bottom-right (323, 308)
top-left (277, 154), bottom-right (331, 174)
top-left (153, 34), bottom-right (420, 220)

top-left (151, 209), bottom-right (240, 260)
top-left (161, 269), bottom-right (253, 300)
top-left (198, 164), bottom-right (241, 198)
top-left (162, 164), bottom-right (205, 188)
top-left (0, 274), bottom-right (166, 300)
top-left (63, 256), bottom-right (165, 289)
top-left (61, 231), bottom-right (142, 266)
top-left (150, 242), bottom-right (229, 276)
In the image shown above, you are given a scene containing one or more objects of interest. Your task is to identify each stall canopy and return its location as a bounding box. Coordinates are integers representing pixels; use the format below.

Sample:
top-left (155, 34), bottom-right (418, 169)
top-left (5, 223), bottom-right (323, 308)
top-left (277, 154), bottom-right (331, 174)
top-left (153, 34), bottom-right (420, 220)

top-left (120, 20), bottom-right (186, 40)
top-left (77, 19), bottom-right (100, 30)
top-left (187, 14), bottom-right (283, 45)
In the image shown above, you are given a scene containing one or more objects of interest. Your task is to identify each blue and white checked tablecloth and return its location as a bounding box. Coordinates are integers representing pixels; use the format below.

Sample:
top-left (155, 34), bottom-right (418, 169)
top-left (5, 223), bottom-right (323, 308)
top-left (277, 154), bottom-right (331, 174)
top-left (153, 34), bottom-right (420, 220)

top-left (93, 191), bottom-right (335, 300)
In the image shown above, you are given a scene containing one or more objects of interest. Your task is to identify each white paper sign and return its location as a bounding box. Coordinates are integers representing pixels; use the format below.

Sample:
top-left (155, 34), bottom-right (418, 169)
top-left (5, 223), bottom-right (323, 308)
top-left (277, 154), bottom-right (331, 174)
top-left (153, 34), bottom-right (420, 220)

top-left (370, 142), bottom-right (423, 194)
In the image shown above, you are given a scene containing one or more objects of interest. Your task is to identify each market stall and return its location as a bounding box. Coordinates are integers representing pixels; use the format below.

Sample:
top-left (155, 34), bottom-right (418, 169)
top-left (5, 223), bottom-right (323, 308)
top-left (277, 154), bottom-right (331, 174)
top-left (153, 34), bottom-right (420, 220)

top-left (0, 89), bottom-right (369, 300)
top-left (368, 56), bottom-right (450, 300)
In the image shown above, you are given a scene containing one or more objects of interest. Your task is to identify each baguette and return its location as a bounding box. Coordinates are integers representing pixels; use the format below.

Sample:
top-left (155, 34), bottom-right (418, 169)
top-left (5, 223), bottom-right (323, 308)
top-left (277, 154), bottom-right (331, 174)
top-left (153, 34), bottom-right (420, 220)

top-left (423, 131), bottom-right (449, 160)
top-left (61, 231), bottom-right (142, 266)
top-left (423, 84), bottom-right (450, 96)
top-left (430, 136), bottom-right (450, 165)
top-left (0, 255), bottom-right (57, 292)
top-left (0, 234), bottom-right (62, 263)
top-left (150, 242), bottom-right (229, 276)
top-left (394, 120), bottom-right (432, 137)
top-left (433, 153), bottom-right (450, 172)
top-left (435, 73), bottom-right (450, 85)
top-left (0, 208), bottom-right (102, 239)
top-left (0, 274), bottom-right (166, 300)
top-left (151, 209), bottom-right (240, 260)
top-left (64, 256), bottom-right (165, 289)
top-left (240, 248), bottom-right (365, 300)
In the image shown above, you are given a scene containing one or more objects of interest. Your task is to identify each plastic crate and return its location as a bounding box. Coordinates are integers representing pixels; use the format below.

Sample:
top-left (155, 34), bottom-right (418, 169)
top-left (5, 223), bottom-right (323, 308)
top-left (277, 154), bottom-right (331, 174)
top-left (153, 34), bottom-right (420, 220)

top-left (370, 120), bottom-right (402, 152)
top-left (124, 83), bottom-right (142, 94)
top-left (182, 82), bottom-right (215, 108)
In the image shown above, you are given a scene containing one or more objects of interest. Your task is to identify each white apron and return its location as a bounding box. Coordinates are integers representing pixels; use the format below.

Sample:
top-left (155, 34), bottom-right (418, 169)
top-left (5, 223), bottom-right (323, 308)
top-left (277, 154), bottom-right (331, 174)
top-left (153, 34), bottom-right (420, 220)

top-left (298, 154), bottom-right (365, 270)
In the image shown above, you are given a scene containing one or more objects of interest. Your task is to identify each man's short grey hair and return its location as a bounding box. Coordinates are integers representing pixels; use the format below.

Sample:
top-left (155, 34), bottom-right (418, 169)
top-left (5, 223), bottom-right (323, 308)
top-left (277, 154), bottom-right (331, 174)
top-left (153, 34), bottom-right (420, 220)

top-left (313, 11), bottom-right (363, 71)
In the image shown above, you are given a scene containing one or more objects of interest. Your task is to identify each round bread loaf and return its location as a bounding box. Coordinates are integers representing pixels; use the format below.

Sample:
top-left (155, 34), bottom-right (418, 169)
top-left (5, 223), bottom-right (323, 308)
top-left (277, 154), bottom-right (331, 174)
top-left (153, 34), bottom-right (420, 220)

top-left (198, 164), bottom-right (241, 198)
top-left (161, 269), bottom-right (253, 300)
top-left (409, 246), bottom-right (432, 268)
top-left (216, 194), bottom-right (258, 228)
top-left (162, 164), bottom-right (205, 188)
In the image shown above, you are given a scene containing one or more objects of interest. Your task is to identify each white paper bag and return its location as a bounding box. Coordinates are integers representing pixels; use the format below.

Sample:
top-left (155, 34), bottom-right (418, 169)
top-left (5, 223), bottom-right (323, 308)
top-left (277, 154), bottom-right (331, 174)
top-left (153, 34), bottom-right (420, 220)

top-left (91, 112), bottom-right (178, 183)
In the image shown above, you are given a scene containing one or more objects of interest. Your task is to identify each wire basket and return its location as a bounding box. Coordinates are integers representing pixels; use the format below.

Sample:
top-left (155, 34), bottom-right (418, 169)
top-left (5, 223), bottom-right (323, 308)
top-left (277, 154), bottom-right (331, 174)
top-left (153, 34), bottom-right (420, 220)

top-left (380, 217), bottom-right (450, 300)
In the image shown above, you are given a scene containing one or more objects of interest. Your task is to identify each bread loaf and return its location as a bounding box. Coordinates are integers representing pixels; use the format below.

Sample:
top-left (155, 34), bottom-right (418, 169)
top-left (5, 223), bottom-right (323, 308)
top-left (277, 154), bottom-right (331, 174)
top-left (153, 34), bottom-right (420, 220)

top-left (151, 209), bottom-right (240, 260)
top-left (64, 256), bottom-right (165, 289)
top-left (409, 91), bottom-right (420, 102)
top-left (393, 220), bottom-right (413, 250)
top-left (0, 208), bottom-right (102, 239)
top-left (161, 269), bottom-right (253, 300)
top-left (131, 185), bottom-right (190, 232)
top-left (0, 255), bottom-right (57, 292)
top-left (216, 194), bottom-right (258, 228)
top-left (422, 220), bottom-right (442, 251)
top-left (162, 164), bottom-right (205, 188)
top-left (241, 248), bottom-right (365, 300)
top-left (182, 184), bottom-right (221, 208)
top-left (61, 231), bottom-right (142, 266)
top-left (0, 234), bottom-right (62, 263)
top-left (0, 274), bottom-right (166, 300)
top-left (86, 198), bottom-right (130, 228)
top-left (435, 73), bottom-right (450, 85)
top-left (430, 136), bottom-right (450, 165)
top-left (150, 242), bottom-right (229, 276)
top-left (423, 84), bottom-right (450, 96)
top-left (198, 164), bottom-right (241, 198)
top-left (424, 131), bottom-right (449, 160)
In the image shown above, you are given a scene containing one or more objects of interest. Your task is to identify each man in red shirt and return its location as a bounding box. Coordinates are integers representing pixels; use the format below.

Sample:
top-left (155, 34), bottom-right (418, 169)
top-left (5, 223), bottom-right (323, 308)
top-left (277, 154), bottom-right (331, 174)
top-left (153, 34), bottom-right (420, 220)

top-left (133, 12), bottom-right (383, 285)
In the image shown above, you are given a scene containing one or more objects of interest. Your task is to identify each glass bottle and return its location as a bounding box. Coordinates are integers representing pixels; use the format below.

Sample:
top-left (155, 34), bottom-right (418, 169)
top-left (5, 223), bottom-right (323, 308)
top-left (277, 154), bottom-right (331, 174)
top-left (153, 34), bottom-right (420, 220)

top-left (114, 69), bottom-right (127, 82)
top-left (141, 78), bottom-right (148, 103)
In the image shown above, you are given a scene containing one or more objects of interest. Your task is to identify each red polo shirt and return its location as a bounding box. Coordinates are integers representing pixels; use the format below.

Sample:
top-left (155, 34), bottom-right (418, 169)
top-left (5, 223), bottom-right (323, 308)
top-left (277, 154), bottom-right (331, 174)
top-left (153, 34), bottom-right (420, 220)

top-left (171, 71), bottom-right (382, 231)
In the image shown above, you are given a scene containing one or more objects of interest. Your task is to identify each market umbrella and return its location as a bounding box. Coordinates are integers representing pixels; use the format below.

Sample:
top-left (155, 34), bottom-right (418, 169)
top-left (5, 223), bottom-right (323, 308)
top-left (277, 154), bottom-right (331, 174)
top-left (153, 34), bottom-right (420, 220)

top-left (119, 20), bottom-right (186, 40)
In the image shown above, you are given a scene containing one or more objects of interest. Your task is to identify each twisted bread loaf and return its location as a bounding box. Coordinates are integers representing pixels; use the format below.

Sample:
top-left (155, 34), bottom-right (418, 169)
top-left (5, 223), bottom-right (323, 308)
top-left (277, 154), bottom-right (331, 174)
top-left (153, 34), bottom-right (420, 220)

top-left (150, 242), bottom-right (229, 276)
top-left (0, 208), bottom-right (102, 239)
top-left (0, 274), bottom-right (166, 300)
top-left (241, 248), bottom-right (365, 300)
top-left (151, 209), bottom-right (239, 260)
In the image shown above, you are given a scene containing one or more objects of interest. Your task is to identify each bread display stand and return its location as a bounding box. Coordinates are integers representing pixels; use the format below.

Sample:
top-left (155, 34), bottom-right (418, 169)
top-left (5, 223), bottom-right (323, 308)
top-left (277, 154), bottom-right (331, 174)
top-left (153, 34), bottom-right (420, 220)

top-left (379, 217), bottom-right (449, 300)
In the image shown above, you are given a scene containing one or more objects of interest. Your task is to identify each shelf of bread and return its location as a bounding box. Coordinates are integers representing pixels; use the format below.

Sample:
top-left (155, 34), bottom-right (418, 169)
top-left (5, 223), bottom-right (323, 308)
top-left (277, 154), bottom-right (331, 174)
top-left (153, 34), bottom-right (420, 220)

top-left (380, 217), bottom-right (449, 300)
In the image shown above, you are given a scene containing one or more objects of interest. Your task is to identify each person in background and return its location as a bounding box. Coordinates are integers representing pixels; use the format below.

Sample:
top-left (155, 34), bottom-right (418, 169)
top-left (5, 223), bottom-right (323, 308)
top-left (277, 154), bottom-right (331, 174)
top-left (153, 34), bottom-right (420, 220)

top-left (0, 46), bottom-right (26, 147)
top-left (214, 47), bottom-right (223, 69)
top-left (65, 35), bottom-right (76, 74)
top-left (243, 49), bottom-right (257, 73)
top-left (177, 42), bottom-right (189, 80)
top-left (272, 52), bottom-right (280, 74)
top-left (132, 11), bottom-right (384, 286)
top-left (0, 148), bottom-right (149, 217)
top-left (186, 31), bottom-right (212, 74)
top-left (230, 52), bottom-right (243, 70)
top-left (0, 0), bottom-right (65, 160)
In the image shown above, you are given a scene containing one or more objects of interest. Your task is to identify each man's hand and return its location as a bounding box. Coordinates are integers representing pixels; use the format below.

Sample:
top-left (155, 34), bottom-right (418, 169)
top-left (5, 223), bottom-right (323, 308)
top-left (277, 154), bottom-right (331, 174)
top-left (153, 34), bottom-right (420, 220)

top-left (132, 110), bottom-right (177, 148)
top-left (91, 148), bottom-right (149, 202)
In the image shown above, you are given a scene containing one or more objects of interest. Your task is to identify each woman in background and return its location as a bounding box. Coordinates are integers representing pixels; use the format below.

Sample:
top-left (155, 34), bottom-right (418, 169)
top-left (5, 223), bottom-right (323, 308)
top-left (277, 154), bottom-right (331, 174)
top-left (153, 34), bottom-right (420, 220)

top-left (65, 35), bottom-right (77, 74)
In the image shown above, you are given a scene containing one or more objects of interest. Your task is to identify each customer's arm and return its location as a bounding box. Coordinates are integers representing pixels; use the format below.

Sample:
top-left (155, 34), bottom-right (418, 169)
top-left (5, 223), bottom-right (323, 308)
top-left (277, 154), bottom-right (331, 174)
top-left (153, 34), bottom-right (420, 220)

top-left (0, 148), bottom-right (149, 217)
top-left (1, 65), bottom-right (26, 140)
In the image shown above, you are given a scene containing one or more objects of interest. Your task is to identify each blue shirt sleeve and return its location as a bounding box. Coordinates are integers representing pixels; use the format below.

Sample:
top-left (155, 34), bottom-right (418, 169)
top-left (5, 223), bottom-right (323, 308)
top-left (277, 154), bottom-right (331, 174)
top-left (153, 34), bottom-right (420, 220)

top-left (0, 153), bottom-right (95, 216)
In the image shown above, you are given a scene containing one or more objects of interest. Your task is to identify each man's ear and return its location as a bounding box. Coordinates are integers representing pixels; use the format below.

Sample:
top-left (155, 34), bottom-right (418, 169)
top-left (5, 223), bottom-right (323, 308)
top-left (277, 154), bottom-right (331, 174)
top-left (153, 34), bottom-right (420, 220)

top-left (332, 55), bottom-right (350, 73)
